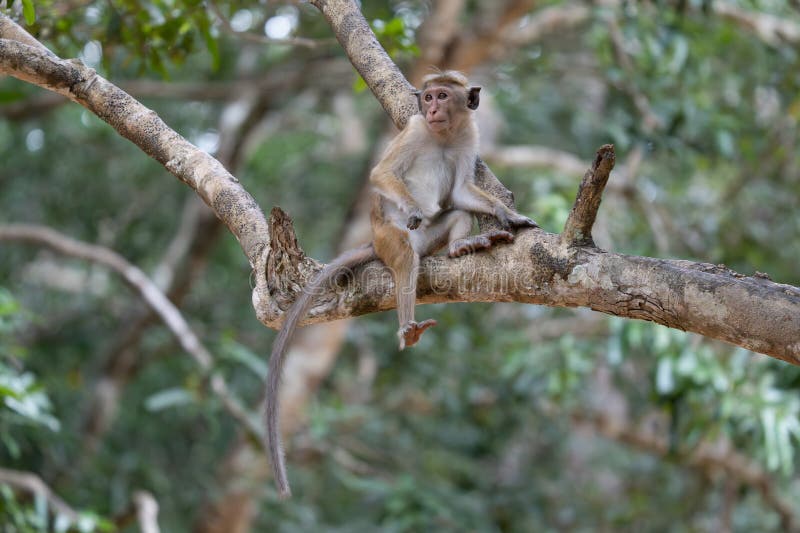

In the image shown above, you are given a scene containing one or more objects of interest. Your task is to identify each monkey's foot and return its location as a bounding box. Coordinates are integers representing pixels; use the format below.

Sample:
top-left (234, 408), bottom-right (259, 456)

top-left (508, 214), bottom-right (539, 229)
top-left (448, 230), bottom-right (514, 258)
top-left (398, 319), bottom-right (437, 350)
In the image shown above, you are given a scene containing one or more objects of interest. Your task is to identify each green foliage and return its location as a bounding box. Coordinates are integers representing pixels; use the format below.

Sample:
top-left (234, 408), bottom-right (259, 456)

top-left (21, 0), bottom-right (34, 25)
top-left (0, 485), bottom-right (113, 533)
top-left (0, 291), bottom-right (112, 531)
top-left (371, 16), bottom-right (420, 62)
top-left (0, 290), bottom-right (59, 456)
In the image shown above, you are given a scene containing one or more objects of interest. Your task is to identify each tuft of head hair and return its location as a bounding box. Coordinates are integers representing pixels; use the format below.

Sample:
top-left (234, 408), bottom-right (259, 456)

top-left (421, 69), bottom-right (469, 89)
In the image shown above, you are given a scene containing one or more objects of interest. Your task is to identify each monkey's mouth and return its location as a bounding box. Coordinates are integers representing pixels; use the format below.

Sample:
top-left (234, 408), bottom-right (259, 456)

top-left (428, 119), bottom-right (448, 126)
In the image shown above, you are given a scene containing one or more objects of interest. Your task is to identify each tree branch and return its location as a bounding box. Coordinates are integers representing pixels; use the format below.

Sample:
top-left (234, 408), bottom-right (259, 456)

top-left (256, 218), bottom-right (800, 364)
top-left (0, 17), bottom-right (268, 268)
top-left (134, 491), bottom-right (161, 533)
top-left (562, 144), bottom-right (616, 246)
top-left (0, 467), bottom-right (78, 522)
top-left (570, 409), bottom-right (800, 531)
top-left (713, 2), bottom-right (800, 46)
top-left (0, 224), bottom-right (261, 439)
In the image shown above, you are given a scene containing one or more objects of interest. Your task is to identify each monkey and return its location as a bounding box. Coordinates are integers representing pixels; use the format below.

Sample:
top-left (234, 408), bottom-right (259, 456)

top-left (265, 70), bottom-right (538, 498)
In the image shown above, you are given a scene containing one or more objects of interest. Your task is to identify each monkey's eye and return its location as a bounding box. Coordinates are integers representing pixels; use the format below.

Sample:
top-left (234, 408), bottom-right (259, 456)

top-left (424, 93), bottom-right (433, 102)
top-left (438, 92), bottom-right (447, 100)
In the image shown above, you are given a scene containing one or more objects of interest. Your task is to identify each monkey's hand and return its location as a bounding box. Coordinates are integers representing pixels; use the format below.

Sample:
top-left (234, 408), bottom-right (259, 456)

top-left (406, 208), bottom-right (424, 230)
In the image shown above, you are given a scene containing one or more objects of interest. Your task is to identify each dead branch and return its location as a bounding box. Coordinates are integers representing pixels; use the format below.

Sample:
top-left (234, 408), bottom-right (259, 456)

top-left (562, 144), bottom-right (616, 246)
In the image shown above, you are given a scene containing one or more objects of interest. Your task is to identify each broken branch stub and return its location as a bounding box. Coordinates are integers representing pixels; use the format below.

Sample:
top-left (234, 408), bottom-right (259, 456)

top-left (266, 207), bottom-right (319, 309)
top-left (562, 144), bottom-right (616, 247)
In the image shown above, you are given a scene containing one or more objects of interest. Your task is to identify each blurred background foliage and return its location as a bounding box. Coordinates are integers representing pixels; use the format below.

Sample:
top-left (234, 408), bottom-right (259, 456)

top-left (1, 0), bottom-right (799, 531)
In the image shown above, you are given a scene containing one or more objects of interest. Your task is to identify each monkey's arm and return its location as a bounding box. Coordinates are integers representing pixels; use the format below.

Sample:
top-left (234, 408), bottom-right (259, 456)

top-left (369, 132), bottom-right (425, 229)
top-left (370, 169), bottom-right (424, 229)
top-left (453, 182), bottom-right (538, 229)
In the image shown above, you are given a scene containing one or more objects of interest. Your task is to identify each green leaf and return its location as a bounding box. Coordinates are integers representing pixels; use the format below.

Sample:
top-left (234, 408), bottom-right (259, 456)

top-left (22, 0), bottom-right (35, 25)
top-left (352, 75), bottom-right (368, 94)
top-left (145, 388), bottom-right (194, 411)
top-left (4, 394), bottom-right (61, 431)
top-left (221, 341), bottom-right (267, 378)
top-left (196, 15), bottom-right (220, 71)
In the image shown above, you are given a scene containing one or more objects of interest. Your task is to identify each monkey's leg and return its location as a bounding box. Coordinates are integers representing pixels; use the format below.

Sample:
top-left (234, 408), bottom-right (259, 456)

top-left (448, 230), bottom-right (514, 257)
top-left (374, 222), bottom-right (436, 350)
top-left (424, 209), bottom-right (513, 258)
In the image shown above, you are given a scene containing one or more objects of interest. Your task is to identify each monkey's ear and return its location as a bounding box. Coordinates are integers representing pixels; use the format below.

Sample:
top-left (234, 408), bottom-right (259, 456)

top-left (412, 89), bottom-right (422, 112)
top-left (467, 86), bottom-right (481, 110)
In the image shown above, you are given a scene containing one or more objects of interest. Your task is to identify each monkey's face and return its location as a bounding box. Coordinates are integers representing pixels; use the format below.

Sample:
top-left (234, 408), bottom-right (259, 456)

top-left (420, 85), bottom-right (465, 134)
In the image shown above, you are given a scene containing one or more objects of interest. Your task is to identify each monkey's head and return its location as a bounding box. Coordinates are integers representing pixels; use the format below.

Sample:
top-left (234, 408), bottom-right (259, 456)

top-left (414, 70), bottom-right (480, 136)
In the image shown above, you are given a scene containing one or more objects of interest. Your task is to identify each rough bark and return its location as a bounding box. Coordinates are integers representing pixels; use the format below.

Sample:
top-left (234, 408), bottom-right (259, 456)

top-left (259, 204), bottom-right (800, 365)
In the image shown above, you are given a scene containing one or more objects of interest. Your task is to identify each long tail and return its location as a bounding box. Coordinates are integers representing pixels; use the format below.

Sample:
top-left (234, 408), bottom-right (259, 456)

top-left (265, 244), bottom-right (377, 498)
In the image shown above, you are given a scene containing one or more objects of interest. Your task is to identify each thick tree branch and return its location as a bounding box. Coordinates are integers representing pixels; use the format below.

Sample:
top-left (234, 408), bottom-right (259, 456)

top-left (0, 17), bottom-right (268, 269)
top-left (256, 220), bottom-right (800, 365)
top-left (0, 224), bottom-right (261, 439)
top-left (310, 0), bottom-right (417, 130)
